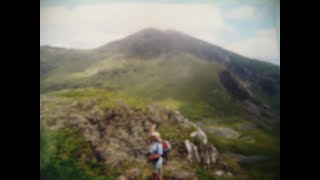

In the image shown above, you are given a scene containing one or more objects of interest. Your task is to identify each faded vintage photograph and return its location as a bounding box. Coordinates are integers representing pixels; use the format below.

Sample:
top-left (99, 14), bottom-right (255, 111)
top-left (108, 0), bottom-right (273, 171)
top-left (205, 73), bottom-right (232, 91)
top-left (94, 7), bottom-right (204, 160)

top-left (40, 0), bottom-right (280, 179)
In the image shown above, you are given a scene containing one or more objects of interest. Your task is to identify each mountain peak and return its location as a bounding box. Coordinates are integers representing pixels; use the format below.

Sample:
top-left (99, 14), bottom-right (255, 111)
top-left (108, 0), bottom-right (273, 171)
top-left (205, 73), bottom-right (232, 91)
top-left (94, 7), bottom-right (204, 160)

top-left (136, 27), bottom-right (181, 34)
top-left (97, 27), bottom-right (228, 62)
top-left (129, 27), bottom-right (186, 39)
top-left (136, 27), bottom-right (164, 34)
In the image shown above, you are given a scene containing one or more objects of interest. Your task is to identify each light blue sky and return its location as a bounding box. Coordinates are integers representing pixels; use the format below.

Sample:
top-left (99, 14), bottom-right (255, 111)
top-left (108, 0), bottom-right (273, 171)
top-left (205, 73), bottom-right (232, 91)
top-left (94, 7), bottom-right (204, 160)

top-left (40, 0), bottom-right (280, 65)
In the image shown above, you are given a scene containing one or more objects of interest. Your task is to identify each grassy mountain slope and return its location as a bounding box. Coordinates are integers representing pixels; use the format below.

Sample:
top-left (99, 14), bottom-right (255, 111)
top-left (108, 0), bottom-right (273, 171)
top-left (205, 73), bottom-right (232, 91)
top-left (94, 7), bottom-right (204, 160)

top-left (41, 88), bottom-right (279, 179)
top-left (40, 28), bottom-right (280, 179)
top-left (41, 28), bottom-right (279, 122)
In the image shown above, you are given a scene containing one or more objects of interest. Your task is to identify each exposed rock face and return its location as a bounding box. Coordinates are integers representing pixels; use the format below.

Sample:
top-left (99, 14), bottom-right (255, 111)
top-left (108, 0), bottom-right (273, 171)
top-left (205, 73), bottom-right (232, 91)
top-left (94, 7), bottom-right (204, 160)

top-left (183, 129), bottom-right (218, 166)
top-left (40, 95), bottom-right (228, 179)
top-left (219, 70), bottom-right (272, 118)
top-left (184, 139), bottom-right (200, 163)
top-left (219, 70), bottom-right (253, 102)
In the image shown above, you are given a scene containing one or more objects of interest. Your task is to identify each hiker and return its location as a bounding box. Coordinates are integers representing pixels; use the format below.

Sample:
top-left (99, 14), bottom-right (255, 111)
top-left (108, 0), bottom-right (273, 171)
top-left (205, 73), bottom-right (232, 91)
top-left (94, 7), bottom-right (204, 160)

top-left (148, 131), bottom-right (164, 180)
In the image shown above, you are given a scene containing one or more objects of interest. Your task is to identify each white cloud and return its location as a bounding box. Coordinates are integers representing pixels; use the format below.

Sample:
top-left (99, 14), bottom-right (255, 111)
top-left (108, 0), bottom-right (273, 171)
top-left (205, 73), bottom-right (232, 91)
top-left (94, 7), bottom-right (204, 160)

top-left (40, 3), bottom-right (231, 49)
top-left (226, 5), bottom-right (261, 20)
top-left (40, 3), bottom-right (279, 65)
top-left (224, 28), bottom-right (280, 64)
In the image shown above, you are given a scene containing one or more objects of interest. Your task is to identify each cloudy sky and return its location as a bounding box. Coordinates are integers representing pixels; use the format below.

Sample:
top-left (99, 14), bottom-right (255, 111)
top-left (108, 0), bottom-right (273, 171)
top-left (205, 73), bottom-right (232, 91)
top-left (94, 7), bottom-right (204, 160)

top-left (40, 0), bottom-right (280, 65)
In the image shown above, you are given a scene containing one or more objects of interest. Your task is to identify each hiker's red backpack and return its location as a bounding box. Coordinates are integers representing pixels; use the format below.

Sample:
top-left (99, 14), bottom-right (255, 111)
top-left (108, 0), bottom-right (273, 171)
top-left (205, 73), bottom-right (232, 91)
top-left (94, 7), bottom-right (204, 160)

top-left (161, 140), bottom-right (171, 160)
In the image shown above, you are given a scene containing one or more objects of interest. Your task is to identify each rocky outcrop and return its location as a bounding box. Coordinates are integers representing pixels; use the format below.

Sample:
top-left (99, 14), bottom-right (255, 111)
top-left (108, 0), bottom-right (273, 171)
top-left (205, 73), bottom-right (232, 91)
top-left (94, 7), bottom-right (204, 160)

top-left (167, 111), bottom-right (219, 167)
top-left (184, 139), bottom-right (218, 166)
top-left (40, 95), bottom-right (234, 179)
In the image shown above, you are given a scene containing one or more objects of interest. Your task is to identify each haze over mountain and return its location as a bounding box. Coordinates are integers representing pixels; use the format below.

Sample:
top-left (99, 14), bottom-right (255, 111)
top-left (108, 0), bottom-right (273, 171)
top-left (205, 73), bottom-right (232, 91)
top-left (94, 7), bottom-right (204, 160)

top-left (40, 28), bottom-right (280, 179)
top-left (41, 28), bottom-right (279, 120)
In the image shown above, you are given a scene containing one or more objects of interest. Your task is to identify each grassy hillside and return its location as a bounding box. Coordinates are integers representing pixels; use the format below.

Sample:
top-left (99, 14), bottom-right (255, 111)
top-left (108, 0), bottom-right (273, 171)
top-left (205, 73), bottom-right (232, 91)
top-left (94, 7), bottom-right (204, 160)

top-left (40, 29), bottom-right (280, 121)
top-left (42, 88), bottom-right (280, 179)
top-left (40, 28), bottom-right (280, 179)
top-left (41, 53), bottom-right (254, 121)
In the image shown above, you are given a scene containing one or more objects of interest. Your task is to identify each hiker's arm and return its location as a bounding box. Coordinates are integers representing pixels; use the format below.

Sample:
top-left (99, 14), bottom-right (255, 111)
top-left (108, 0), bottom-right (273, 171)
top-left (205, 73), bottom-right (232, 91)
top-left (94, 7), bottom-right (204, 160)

top-left (148, 154), bottom-right (161, 161)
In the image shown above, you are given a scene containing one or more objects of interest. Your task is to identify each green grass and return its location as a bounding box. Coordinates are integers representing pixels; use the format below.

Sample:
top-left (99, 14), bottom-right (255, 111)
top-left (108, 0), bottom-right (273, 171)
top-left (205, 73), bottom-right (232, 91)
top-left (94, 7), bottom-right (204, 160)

top-left (207, 130), bottom-right (279, 156)
top-left (41, 41), bottom-right (280, 180)
top-left (41, 53), bottom-right (279, 179)
top-left (48, 88), bottom-right (151, 110)
top-left (40, 125), bottom-right (120, 180)
top-left (43, 87), bottom-right (279, 179)
top-left (159, 120), bottom-right (197, 142)
top-left (41, 54), bottom-right (252, 121)
top-left (204, 121), bottom-right (279, 179)
top-left (194, 165), bottom-right (217, 180)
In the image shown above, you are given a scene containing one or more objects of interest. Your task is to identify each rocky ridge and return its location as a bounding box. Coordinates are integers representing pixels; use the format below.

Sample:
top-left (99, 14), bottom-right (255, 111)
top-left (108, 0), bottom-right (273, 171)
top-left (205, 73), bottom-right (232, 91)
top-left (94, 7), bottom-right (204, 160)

top-left (40, 95), bottom-right (235, 179)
